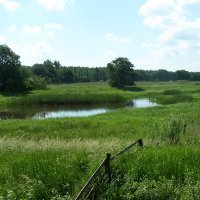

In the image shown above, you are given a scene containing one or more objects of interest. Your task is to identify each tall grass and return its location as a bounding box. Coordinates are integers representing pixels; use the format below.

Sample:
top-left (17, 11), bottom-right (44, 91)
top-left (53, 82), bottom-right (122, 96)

top-left (0, 137), bottom-right (128, 199)
top-left (0, 83), bottom-right (130, 107)
top-left (94, 146), bottom-right (200, 199)
top-left (0, 81), bottom-right (200, 198)
top-left (0, 81), bottom-right (199, 107)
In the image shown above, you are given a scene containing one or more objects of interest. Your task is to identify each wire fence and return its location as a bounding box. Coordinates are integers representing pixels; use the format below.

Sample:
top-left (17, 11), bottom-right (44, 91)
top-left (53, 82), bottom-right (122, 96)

top-left (75, 139), bottom-right (143, 200)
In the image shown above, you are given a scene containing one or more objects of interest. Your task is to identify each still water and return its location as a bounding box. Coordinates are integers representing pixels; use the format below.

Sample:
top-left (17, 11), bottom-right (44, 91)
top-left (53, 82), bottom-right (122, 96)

top-left (0, 99), bottom-right (158, 120)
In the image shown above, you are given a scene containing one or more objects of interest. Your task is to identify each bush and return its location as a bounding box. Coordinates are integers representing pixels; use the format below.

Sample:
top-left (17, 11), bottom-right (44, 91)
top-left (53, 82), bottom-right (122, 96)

top-left (159, 115), bottom-right (186, 144)
top-left (24, 76), bottom-right (47, 90)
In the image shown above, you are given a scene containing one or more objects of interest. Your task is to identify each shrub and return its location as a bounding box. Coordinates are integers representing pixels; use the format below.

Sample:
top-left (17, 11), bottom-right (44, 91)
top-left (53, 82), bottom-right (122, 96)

top-left (160, 115), bottom-right (186, 144)
top-left (25, 76), bottom-right (47, 90)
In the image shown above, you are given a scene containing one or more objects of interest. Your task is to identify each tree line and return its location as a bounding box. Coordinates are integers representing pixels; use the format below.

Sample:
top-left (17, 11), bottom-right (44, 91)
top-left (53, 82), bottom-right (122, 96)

top-left (1, 44), bottom-right (200, 92)
top-left (31, 60), bottom-right (107, 84)
top-left (135, 69), bottom-right (200, 82)
top-left (25, 63), bottom-right (200, 86)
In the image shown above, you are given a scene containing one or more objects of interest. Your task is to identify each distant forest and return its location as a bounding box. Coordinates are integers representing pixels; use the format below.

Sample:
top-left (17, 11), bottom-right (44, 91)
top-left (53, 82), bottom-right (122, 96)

top-left (1, 44), bottom-right (200, 92)
top-left (24, 60), bottom-right (200, 84)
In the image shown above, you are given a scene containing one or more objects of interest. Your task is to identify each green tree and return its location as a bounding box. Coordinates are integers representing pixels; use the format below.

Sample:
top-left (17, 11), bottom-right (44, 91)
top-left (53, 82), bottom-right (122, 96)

top-left (107, 57), bottom-right (135, 87)
top-left (0, 44), bottom-right (24, 91)
top-left (175, 70), bottom-right (191, 81)
top-left (43, 60), bottom-right (59, 83)
top-left (59, 67), bottom-right (74, 83)
top-left (32, 60), bottom-right (60, 84)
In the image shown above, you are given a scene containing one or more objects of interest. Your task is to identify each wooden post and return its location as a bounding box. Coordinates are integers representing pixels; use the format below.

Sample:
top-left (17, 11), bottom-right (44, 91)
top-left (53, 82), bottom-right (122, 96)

top-left (105, 153), bottom-right (111, 183)
top-left (183, 123), bottom-right (187, 134)
top-left (137, 139), bottom-right (143, 147)
top-left (75, 157), bottom-right (107, 200)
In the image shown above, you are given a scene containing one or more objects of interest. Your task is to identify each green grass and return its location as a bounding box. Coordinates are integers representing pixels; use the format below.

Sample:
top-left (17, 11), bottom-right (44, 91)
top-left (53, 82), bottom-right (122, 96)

top-left (1, 81), bottom-right (199, 107)
top-left (0, 83), bottom-right (130, 107)
top-left (96, 146), bottom-right (200, 199)
top-left (0, 81), bottom-right (200, 199)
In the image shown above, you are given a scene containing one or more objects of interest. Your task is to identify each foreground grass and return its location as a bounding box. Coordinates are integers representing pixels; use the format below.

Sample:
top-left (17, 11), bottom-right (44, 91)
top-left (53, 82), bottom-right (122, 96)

top-left (94, 146), bottom-right (200, 200)
top-left (0, 81), bottom-right (200, 199)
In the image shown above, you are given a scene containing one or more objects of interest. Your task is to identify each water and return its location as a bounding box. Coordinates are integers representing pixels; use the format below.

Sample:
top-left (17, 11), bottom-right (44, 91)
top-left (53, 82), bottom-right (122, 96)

top-left (0, 99), bottom-right (158, 120)
top-left (33, 108), bottom-right (108, 119)
top-left (129, 99), bottom-right (158, 108)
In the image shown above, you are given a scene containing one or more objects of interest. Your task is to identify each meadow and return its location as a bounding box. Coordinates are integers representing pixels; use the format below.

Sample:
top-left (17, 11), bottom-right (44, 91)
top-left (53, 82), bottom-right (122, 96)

top-left (0, 81), bottom-right (200, 199)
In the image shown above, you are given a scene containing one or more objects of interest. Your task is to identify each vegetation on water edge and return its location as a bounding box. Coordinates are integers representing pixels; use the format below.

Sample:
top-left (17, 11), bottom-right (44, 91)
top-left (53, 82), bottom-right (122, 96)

top-left (0, 81), bottom-right (200, 199)
top-left (0, 81), bottom-right (198, 107)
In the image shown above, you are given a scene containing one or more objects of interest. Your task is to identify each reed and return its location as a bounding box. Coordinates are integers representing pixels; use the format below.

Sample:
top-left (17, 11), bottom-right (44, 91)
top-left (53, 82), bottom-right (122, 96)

top-left (0, 81), bottom-right (200, 198)
top-left (97, 146), bottom-right (200, 199)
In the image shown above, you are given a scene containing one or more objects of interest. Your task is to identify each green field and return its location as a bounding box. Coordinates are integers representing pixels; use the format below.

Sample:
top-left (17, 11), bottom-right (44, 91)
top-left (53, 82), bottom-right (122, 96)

top-left (0, 82), bottom-right (200, 199)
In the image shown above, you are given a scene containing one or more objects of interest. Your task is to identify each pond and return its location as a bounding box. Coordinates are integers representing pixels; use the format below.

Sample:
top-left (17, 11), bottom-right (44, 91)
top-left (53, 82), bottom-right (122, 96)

top-left (0, 99), bottom-right (158, 120)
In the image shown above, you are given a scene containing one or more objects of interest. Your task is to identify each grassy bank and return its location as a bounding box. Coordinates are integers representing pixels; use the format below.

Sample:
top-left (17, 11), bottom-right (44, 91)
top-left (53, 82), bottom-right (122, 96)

top-left (0, 81), bottom-right (199, 107)
top-left (0, 81), bottom-right (200, 199)
top-left (0, 83), bottom-right (128, 107)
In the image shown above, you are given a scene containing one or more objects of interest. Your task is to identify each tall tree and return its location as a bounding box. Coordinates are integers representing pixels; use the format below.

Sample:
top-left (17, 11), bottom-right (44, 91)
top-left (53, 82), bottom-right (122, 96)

top-left (0, 44), bottom-right (23, 91)
top-left (107, 57), bottom-right (135, 87)
top-left (176, 70), bottom-right (191, 81)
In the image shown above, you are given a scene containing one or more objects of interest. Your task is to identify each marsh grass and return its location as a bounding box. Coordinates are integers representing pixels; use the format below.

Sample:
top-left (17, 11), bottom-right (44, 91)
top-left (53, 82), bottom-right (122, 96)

top-left (0, 81), bottom-right (198, 108)
top-left (0, 149), bottom-right (92, 199)
top-left (95, 146), bottom-right (200, 199)
top-left (0, 82), bottom-right (200, 198)
top-left (0, 83), bottom-right (130, 107)
top-left (163, 89), bottom-right (182, 95)
top-left (0, 137), bottom-right (128, 199)
top-left (153, 114), bottom-right (187, 144)
top-left (156, 94), bottom-right (193, 105)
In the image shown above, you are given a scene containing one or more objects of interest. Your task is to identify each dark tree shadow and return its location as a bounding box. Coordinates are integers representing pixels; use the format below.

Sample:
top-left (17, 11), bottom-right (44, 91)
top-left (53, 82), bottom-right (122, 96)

top-left (117, 86), bottom-right (145, 92)
top-left (0, 90), bottom-right (32, 97)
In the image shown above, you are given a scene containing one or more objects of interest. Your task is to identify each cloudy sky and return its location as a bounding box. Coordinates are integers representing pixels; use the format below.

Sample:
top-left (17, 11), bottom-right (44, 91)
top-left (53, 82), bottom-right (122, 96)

top-left (0, 0), bottom-right (200, 71)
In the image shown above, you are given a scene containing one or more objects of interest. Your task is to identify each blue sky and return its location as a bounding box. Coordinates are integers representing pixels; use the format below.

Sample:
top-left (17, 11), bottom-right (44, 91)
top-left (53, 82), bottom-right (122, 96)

top-left (0, 0), bottom-right (200, 71)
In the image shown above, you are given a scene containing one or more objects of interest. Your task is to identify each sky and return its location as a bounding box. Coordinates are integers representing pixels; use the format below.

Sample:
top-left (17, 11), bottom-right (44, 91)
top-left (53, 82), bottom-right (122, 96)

top-left (0, 0), bottom-right (200, 71)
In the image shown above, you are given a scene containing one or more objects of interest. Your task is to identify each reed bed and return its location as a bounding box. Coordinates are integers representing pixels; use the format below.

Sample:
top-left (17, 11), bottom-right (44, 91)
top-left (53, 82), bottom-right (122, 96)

top-left (0, 81), bottom-right (200, 198)
top-left (96, 146), bottom-right (200, 199)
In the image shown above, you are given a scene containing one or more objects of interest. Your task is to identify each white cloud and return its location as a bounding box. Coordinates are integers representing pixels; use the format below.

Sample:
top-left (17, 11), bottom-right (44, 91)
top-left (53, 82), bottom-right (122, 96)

top-left (23, 25), bottom-right (42, 34)
top-left (0, 35), bottom-right (6, 43)
top-left (105, 33), bottom-right (131, 44)
top-left (104, 50), bottom-right (117, 60)
top-left (140, 0), bottom-right (185, 29)
top-left (44, 23), bottom-right (63, 30)
top-left (177, 0), bottom-right (200, 5)
top-left (10, 41), bottom-right (54, 65)
top-left (140, 0), bottom-right (200, 58)
top-left (0, 0), bottom-right (21, 11)
top-left (46, 31), bottom-right (55, 37)
top-left (38, 0), bottom-right (73, 11)
top-left (22, 23), bottom-right (63, 36)
top-left (153, 40), bottom-right (190, 58)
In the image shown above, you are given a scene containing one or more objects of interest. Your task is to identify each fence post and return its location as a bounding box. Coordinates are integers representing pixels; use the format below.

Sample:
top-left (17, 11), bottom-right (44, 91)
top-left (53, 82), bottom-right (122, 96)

top-left (137, 139), bottom-right (143, 147)
top-left (105, 153), bottom-right (111, 183)
top-left (183, 123), bottom-right (187, 134)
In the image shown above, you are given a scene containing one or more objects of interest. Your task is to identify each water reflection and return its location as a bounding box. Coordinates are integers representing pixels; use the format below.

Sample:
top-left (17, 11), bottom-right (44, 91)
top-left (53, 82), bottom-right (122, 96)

top-left (128, 99), bottom-right (158, 108)
top-left (33, 108), bottom-right (108, 119)
top-left (0, 99), bottom-right (158, 120)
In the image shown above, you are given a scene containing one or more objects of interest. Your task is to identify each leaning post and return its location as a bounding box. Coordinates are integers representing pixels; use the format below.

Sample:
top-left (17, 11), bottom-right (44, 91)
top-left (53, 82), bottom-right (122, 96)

top-left (137, 139), bottom-right (143, 147)
top-left (105, 153), bottom-right (111, 183)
